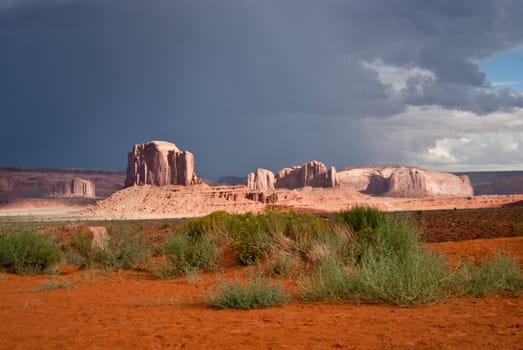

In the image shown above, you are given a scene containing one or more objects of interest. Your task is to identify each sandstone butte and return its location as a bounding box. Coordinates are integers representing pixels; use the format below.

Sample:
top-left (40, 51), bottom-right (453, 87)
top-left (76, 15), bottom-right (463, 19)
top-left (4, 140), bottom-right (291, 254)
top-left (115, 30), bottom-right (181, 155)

top-left (125, 140), bottom-right (199, 187)
top-left (247, 161), bottom-right (337, 192)
top-left (125, 140), bottom-right (473, 198)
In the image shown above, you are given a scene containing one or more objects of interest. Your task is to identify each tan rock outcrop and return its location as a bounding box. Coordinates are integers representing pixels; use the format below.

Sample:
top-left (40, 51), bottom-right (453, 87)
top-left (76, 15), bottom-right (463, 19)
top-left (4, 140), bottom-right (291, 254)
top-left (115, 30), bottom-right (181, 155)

top-left (247, 168), bottom-right (275, 191)
top-left (125, 141), bottom-right (198, 187)
top-left (275, 161), bottom-right (337, 189)
top-left (337, 166), bottom-right (473, 197)
top-left (87, 226), bottom-right (109, 250)
top-left (246, 192), bottom-right (278, 204)
top-left (53, 177), bottom-right (96, 198)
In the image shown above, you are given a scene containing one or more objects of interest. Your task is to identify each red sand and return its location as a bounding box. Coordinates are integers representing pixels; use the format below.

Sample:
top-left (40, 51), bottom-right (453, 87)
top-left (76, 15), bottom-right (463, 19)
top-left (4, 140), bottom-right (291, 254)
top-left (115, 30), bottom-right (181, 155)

top-left (1, 237), bottom-right (522, 350)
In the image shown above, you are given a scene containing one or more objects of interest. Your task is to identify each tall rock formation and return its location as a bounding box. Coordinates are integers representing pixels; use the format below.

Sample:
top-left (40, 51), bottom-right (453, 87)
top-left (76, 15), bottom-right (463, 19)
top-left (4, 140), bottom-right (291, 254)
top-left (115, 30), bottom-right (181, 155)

top-left (247, 168), bottom-right (275, 191)
top-left (125, 141), bottom-right (199, 187)
top-left (275, 161), bottom-right (338, 189)
top-left (337, 166), bottom-right (473, 197)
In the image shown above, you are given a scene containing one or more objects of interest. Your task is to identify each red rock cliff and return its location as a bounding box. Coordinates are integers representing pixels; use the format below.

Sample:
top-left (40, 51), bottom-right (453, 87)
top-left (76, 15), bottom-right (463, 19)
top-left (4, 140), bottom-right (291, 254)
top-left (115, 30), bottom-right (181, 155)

top-left (125, 141), bottom-right (198, 187)
top-left (275, 161), bottom-right (337, 189)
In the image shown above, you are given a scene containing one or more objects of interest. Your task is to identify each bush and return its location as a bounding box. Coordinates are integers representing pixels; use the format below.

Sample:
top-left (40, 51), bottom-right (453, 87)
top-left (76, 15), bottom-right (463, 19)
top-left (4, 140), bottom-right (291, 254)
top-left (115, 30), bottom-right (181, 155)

top-left (156, 212), bottom-right (232, 278)
top-left (230, 209), bottom-right (330, 265)
top-left (336, 206), bottom-right (386, 232)
top-left (67, 225), bottom-right (151, 270)
top-left (453, 253), bottom-right (523, 297)
top-left (209, 272), bottom-right (291, 309)
top-left (0, 229), bottom-right (61, 274)
top-left (301, 212), bottom-right (451, 306)
top-left (230, 212), bottom-right (277, 265)
top-left (164, 230), bottom-right (220, 277)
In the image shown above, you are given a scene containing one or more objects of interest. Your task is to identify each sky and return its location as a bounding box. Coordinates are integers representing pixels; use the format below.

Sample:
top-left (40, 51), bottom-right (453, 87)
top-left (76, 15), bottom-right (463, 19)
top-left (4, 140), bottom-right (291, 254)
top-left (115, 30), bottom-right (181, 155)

top-left (1, 0), bottom-right (523, 179)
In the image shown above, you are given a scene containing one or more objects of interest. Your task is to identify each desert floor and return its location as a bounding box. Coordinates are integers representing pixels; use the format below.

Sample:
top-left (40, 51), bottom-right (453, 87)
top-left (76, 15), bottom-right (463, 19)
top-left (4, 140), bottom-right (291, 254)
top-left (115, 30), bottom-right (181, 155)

top-left (1, 207), bottom-right (523, 349)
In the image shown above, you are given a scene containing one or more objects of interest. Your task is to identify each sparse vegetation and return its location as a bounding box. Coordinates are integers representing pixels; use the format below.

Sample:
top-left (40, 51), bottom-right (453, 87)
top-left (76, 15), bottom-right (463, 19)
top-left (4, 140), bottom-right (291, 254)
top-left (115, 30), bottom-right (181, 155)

top-left (1, 207), bottom-right (521, 308)
top-left (452, 253), bottom-right (523, 297)
top-left (66, 225), bottom-right (151, 270)
top-left (208, 271), bottom-right (290, 309)
top-left (0, 228), bottom-right (61, 274)
top-left (302, 208), bottom-right (523, 305)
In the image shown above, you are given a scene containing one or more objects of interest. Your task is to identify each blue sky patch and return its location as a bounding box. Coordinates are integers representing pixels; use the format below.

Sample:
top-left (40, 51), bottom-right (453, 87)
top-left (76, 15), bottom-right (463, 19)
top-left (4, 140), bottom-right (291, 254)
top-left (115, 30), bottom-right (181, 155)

top-left (479, 50), bottom-right (523, 92)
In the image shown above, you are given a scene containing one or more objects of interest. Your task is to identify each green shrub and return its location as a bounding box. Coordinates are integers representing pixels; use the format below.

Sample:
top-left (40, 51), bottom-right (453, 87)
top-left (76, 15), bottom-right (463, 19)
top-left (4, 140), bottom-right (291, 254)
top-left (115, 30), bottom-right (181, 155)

top-left (155, 212), bottom-right (234, 278)
top-left (0, 229), bottom-right (61, 274)
top-left (67, 225), bottom-right (151, 270)
top-left (229, 209), bottom-right (330, 265)
top-left (209, 272), bottom-right (290, 309)
top-left (355, 248), bottom-right (449, 305)
top-left (164, 230), bottom-right (220, 277)
top-left (336, 206), bottom-right (386, 232)
top-left (453, 253), bottom-right (523, 297)
top-left (300, 258), bottom-right (361, 302)
top-left (230, 212), bottom-right (277, 265)
top-left (301, 213), bottom-right (450, 306)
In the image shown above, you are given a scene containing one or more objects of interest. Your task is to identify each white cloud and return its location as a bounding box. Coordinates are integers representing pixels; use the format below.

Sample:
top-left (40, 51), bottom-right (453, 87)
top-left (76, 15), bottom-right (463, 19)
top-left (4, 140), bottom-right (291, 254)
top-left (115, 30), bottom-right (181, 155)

top-left (361, 61), bottom-right (436, 91)
top-left (492, 81), bottom-right (520, 87)
top-left (360, 106), bottom-right (523, 171)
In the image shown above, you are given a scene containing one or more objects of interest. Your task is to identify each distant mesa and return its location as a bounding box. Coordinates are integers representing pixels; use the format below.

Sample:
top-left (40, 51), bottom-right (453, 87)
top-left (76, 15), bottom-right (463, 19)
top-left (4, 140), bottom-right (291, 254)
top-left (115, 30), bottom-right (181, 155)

top-left (125, 140), bottom-right (199, 187)
top-left (54, 177), bottom-right (96, 198)
top-left (0, 168), bottom-right (100, 201)
top-left (457, 171), bottom-right (523, 195)
top-left (337, 165), bottom-right (473, 197)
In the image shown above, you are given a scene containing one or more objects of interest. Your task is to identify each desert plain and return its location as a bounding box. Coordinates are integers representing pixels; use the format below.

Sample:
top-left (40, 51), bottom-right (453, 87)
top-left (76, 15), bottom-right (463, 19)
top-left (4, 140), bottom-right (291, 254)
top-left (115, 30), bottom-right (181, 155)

top-left (1, 193), bottom-right (523, 349)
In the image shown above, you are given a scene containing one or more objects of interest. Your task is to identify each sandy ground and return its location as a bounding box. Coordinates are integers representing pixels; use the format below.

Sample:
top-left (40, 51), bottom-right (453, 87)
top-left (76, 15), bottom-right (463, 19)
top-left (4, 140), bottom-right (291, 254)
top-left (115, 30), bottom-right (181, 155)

top-left (1, 188), bottom-right (523, 348)
top-left (3, 185), bottom-right (523, 221)
top-left (0, 237), bottom-right (522, 350)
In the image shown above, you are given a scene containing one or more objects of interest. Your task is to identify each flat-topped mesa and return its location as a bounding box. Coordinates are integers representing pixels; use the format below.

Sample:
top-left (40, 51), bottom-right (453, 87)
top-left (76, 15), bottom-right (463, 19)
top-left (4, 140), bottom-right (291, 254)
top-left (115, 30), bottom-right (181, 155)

top-left (125, 141), bottom-right (199, 187)
top-left (336, 166), bottom-right (473, 197)
top-left (275, 160), bottom-right (338, 189)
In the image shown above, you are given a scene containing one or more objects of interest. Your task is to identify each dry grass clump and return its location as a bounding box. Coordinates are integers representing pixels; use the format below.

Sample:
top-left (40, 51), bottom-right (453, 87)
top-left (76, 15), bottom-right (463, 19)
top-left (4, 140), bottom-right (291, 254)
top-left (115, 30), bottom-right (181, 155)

top-left (208, 271), bottom-right (290, 310)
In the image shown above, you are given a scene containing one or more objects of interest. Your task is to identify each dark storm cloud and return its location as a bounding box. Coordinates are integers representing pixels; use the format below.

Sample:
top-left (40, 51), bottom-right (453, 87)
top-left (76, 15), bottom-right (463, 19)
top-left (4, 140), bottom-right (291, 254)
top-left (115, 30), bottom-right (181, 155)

top-left (1, 0), bottom-right (522, 177)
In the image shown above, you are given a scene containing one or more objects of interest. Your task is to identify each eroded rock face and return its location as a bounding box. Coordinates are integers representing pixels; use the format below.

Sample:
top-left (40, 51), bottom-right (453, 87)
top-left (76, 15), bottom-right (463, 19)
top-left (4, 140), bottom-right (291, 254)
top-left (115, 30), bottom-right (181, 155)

top-left (246, 192), bottom-right (278, 204)
top-left (72, 177), bottom-right (96, 197)
top-left (275, 161), bottom-right (337, 189)
top-left (337, 166), bottom-right (473, 197)
top-left (53, 177), bottom-right (96, 198)
top-left (247, 168), bottom-right (275, 192)
top-left (125, 141), bottom-right (198, 187)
